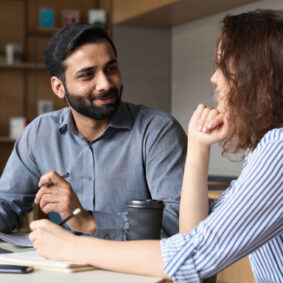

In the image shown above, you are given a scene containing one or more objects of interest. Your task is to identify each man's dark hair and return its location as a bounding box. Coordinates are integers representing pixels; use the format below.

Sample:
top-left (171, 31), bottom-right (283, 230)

top-left (44, 22), bottom-right (117, 80)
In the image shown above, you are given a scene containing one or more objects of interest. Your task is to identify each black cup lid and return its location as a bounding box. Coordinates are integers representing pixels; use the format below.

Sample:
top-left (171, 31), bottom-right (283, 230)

top-left (127, 199), bottom-right (165, 208)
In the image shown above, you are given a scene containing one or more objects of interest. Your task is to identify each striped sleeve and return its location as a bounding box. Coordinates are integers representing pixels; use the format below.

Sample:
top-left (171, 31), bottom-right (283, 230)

top-left (161, 128), bottom-right (283, 282)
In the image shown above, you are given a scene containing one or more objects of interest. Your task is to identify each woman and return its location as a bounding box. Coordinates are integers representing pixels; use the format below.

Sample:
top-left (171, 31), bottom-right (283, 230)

top-left (29, 9), bottom-right (282, 282)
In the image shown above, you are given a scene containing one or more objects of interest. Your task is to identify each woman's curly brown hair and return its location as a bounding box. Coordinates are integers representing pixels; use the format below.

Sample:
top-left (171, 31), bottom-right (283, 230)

top-left (216, 9), bottom-right (283, 154)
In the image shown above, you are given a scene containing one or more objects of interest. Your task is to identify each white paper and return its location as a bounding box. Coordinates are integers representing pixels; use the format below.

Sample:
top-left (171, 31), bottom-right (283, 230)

top-left (0, 232), bottom-right (33, 247)
top-left (0, 250), bottom-right (95, 272)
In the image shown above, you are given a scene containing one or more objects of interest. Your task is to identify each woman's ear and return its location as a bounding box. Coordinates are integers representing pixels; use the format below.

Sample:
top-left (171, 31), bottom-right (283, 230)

top-left (51, 76), bottom-right (65, 99)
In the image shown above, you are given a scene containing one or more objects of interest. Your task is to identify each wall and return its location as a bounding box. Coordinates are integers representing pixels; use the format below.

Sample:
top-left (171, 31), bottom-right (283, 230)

top-left (171, 0), bottom-right (283, 176)
top-left (112, 25), bottom-right (171, 113)
top-left (112, 0), bottom-right (283, 177)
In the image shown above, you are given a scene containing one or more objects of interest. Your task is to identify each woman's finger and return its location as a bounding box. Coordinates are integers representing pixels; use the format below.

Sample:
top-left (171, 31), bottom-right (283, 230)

top-left (198, 107), bottom-right (214, 132)
top-left (207, 113), bottom-right (225, 131)
top-left (206, 109), bottom-right (220, 129)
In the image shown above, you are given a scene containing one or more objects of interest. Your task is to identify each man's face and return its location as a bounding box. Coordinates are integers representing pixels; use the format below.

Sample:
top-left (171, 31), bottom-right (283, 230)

top-left (63, 41), bottom-right (122, 120)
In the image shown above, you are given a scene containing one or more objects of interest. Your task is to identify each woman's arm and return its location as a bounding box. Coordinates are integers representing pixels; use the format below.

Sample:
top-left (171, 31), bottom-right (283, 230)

top-left (180, 104), bottom-right (228, 233)
top-left (29, 219), bottom-right (170, 279)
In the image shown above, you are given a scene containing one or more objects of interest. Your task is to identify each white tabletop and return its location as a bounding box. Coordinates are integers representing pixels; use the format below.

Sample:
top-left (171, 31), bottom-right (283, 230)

top-left (0, 241), bottom-right (166, 283)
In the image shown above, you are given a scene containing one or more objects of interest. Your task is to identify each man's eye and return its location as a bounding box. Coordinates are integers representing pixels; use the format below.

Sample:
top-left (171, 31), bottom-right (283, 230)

top-left (106, 65), bottom-right (118, 72)
top-left (79, 72), bottom-right (92, 79)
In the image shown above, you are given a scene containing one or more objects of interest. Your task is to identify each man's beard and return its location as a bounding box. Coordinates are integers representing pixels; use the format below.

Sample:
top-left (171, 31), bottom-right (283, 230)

top-left (64, 84), bottom-right (121, 120)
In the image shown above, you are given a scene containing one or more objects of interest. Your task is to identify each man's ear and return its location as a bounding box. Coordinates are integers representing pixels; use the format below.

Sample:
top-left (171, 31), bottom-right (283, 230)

top-left (51, 76), bottom-right (65, 99)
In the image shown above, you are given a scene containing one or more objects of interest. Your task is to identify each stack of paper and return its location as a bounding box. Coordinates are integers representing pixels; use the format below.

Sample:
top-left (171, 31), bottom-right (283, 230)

top-left (0, 232), bottom-right (33, 247)
top-left (0, 250), bottom-right (95, 273)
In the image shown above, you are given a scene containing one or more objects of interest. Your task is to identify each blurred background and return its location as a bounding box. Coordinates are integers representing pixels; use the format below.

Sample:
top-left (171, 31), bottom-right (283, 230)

top-left (0, 0), bottom-right (282, 177)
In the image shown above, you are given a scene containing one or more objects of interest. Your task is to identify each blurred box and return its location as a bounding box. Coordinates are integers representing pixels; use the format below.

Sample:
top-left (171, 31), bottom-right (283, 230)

top-left (5, 43), bottom-right (23, 64)
top-left (88, 9), bottom-right (106, 27)
top-left (39, 8), bottom-right (55, 28)
top-left (62, 10), bottom-right (80, 27)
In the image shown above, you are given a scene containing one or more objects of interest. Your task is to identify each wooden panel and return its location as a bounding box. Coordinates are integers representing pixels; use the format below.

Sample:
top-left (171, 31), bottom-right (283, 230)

top-left (0, 0), bottom-right (25, 52)
top-left (112, 0), bottom-right (259, 27)
top-left (26, 35), bottom-right (50, 62)
top-left (112, 0), bottom-right (177, 24)
top-left (26, 70), bottom-right (66, 121)
top-left (98, 0), bottom-right (113, 34)
top-left (0, 63), bottom-right (45, 70)
top-left (0, 70), bottom-right (24, 136)
top-left (217, 257), bottom-right (255, 283)
top-left (0, 142), bottom-right (14, 174)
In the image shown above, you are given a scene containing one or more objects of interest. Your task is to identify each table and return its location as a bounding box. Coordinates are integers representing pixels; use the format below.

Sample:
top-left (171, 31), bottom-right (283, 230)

top-left (0, 241), bottom-right (166, 283)
top-left (208, 190), bottom-right (224, 200)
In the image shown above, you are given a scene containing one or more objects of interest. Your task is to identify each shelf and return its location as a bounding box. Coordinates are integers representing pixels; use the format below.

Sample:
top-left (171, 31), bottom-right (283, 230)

top-left (27, 27), bottom-right (61, 37)
top-left (0, 62), bottom-right (46, 70)
top-left (0, 137), bottom-right (16, 143)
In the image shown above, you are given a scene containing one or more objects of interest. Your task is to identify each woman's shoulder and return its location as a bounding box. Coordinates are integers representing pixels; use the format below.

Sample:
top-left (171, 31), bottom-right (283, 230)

top-left (260, 127), bottom-right (283, 145)
top-left (249, 127), bottom-right (283, 157)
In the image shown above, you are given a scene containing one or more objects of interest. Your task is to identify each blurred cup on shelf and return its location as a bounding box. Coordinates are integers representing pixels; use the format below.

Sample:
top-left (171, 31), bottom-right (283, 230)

top-left (88, 9), bottom-right (106, 28)
top-left (9, 117), bottom-right (27, 140)
top-left (37, 99), bottom-right (53, 115)
top-left (127, 199), bottom-right (165, 240)
top-left (6, 43), bottom-right (23, 64)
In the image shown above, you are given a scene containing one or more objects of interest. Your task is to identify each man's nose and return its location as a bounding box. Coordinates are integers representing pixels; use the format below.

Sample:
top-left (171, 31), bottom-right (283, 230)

top-left (96, 71), bottom-right (111, 91)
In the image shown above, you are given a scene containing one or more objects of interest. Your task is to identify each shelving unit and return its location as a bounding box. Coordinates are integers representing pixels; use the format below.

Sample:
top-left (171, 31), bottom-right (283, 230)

top-left (0, 62), bottom-right (45, 70)
top-left (0, 0), bottom-right (112, 231)
top-left (0, 0), bottom-right (107, 173)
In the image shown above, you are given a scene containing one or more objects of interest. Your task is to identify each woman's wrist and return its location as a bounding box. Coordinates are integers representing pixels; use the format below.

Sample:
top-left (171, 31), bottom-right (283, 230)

top-left (188, 139), bottom-right (211, 153)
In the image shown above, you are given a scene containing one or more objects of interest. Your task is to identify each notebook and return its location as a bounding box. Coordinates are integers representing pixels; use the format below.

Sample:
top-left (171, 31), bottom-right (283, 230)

top-left (0, 250), bottom-right (96, 273)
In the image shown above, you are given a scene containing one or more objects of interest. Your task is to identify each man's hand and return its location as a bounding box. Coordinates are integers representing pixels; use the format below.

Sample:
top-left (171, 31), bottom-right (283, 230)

top-left (35, 170), bottom-right (96, 234)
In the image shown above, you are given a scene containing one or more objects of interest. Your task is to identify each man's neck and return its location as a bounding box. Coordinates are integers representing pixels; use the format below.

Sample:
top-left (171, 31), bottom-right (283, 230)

top-left (70, 109), bottom-right (110, 142)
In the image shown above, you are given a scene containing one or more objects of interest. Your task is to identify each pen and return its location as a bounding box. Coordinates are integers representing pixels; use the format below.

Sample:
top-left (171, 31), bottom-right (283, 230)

top-left (58, 208), bottom-right (81, 226)
top-left (39, 172), bottom-right (70, 188)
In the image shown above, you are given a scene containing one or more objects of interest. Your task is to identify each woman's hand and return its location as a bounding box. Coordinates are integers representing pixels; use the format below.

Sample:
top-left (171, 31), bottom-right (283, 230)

top-left (29, 219), bottom-right (79, 262)
top-left (188, 104), bottom-right (229, 146)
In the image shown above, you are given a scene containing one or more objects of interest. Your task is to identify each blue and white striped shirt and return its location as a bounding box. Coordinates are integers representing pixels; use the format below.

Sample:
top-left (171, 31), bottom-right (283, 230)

top-left (161, 128), bottom-right (283, 282)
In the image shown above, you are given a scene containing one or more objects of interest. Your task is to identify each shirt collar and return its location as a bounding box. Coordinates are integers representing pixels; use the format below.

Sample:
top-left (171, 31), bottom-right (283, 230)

top-left (108, 101), bottom-right (133, 130)
top-left (58, 101), bottom-right (133, 135)
top-left (58, 109), bottom-right (78, 135)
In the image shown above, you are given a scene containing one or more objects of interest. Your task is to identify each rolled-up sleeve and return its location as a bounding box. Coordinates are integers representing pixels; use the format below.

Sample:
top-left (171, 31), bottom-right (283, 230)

top-left (161, 233), bottom-right (201, 282)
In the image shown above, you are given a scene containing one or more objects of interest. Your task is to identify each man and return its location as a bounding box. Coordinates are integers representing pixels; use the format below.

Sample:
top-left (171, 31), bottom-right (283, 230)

top-left (0, 23), bottom-right (187, 240)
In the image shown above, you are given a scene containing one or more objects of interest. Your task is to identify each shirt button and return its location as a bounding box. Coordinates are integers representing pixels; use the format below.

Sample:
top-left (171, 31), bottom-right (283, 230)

top-left (87, 176), bottom-right (92, 181)
top-left (104, 234), bottom-right (110, 240)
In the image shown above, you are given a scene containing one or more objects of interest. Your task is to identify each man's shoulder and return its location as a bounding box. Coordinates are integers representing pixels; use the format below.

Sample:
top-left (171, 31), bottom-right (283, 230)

top-left (27, 107), bottom-right (69, 130)
top-left (247, 127), bottom-right (283, 164)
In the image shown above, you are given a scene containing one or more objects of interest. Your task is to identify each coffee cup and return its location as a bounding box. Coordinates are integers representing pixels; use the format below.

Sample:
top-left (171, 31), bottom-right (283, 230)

top-left (127, 199), bottom-right (165, 240)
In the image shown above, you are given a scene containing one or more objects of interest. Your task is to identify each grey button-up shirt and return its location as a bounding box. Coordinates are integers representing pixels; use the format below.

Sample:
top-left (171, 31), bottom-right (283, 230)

top-left (0, 102), bottom-right (187, 240)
